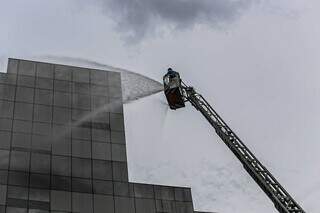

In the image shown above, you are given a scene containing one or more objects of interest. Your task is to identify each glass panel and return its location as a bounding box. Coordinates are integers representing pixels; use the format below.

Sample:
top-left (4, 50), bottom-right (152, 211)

top-left (51, 155), bottom-right (71, 177)
top-left (72, 68), bottom-right (90, 83)
top-left (7, 186), bottom-right (28, 200)
top-left (114, 197), bottom-right (135, 213)
top-left (30, 153), bottom-right (51, 174)
top-left (92, 142), bottom-right (111, 160)
top-left (0, 131), bottom-right (11, 150)
top-left (55, 65), bottom-right (72, 81)
top-left (71, 178), bottom-right (92, 193)
top-left (112, 162), bottom-right (128, 182)
top-left (29, 174), bottom-right (50, 189)
top-left (0, 185), bottom-right (7, 205)
top-left (8, 171), bottom-right (29, 187)
top-left (51, 176), bottom-right (71, 191)
top-left (72, 140), bottom-right (91, 158)
top-left (12, 133), bottom-right (32, 149)
top-left (17, 75), bottom-right (35, 87)
top-left (13, 120), bottom-right (32, 134)
top-left (31, 135), bottom-right (51, 152)
top-left (73, 82), bottom-right (90, 95)
top-left (29, 188), bottom-right (49, 202)
top-left (0, 118), bottom-right (13, 131)
top-left (10, 151), bottom-right (30, 172)
top-left (35, 77), bottom-right (53, 90)
top-left (53, 91), bottom-right (72, 108)
top-left (92, 180), bottom-right (113, 195)
top-left (0, 100), bottom-right (14, 118)
top-left (0, 84), bottom-right (16, 101)
top-left (53, 107), bottom-right (71, 124)
top-left (15, 87), bottom-right (34, 103)
top-left (72, 158), bottom-right (92, 179)
top-left (32, 122), bottom-right (51, 136)
top-left (34, 89), bottom-right (53, 106)
top-left (19, 60), bottom-right (36, 76)
top-left (54, 80), bottom-right (72, 93)
top-left (72, 94), bottom-right (91, 110)
top-left (33, 105), bottom-right (52, 123)
top-left (111, 144), bottom-right (127, 162)
top-left (93, 194), bottom-right (114, 213)
top-left (50, 190), bottom-right (71, 212)
top-left (14, 103), bottom-right (33, 121)
top-left (72, 192), bottom-right (93, 213)
top-left (92, 160), bottom-right (112, 181)
top-left (36, 62), bottom-right (54, 78)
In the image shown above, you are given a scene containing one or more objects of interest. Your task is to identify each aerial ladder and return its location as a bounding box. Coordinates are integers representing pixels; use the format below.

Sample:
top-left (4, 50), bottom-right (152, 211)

top-left (163, 68), bottom-right (305, 213)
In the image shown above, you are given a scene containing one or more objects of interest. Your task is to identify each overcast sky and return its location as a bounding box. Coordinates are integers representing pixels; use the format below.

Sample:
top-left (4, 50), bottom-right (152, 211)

top-left (1, 0), bottom-right (320, 212)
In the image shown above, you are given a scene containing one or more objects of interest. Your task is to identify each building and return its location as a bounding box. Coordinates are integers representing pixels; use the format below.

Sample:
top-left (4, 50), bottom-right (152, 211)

top-left (0, 58), bottom-right (212, 213)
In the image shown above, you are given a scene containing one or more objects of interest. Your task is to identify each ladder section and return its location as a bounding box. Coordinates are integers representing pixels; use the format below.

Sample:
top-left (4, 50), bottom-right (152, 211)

top-left (185, 90), bottom-right (305, 213)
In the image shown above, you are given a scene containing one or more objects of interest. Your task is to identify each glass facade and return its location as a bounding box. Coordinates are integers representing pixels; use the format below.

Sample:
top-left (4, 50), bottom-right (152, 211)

top-left (0, 59), bottom-right (210, 213)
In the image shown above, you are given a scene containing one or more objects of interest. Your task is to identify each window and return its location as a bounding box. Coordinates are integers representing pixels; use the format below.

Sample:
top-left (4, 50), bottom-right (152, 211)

top-left (29, 173), bottom-right (50, 189)
top-left (33, 105), bottom-right (52, 123)
top-left (92, 129), bottom-right (110, 143)
top-left (53, 91), bottom-right (72, 108)
top-left (72, 140), bottom-right (91, 159)
top-left (90, 71), bottom-right (108, 86)
top-left (13, 120), bottom-right (32, 134)
top-left (14, 103), bottom-right (33, 121)
top-left (12, 133), bottom-right (32, 149)
top-left (92, 142), bottom-right (111, 161)
top-left (92, 160), bottom-right (112, 181)
top-left (32, 122), bottom-right (51, 136)
top-left (51, 155), bottom-right (71, 177)
top-left (19, 60), bottom-right (36, 76)
top-left (54, 80), bottom-right (72, 93)
top-left (35, 77), bottom-right (53, 90)
top-left (93, 180), bottom-right (113, 195)
top-left (30, 153), bottom-right (51, 174)
top-left (0, 118), bottom-right (13, 131)
top-left (7, 186), bottom-right (28, 200)
top-left (10, 151), bottom-right (30, 172)
top-left (8, 171), bottom-right (29, 187)
top-left (0, 131), bottom-right (10, 150)
top-left (52, 137), bottom-right (71, 157)
top-left (72, 158), bottom-right (92, 179)
top-left (0, 150), bottom-right (9, 170)
top-left (31, 135), bottom-right (51, 152)
top-left (110, 113), bottom-right (124, 131)
top-left (72, 192), bottom-right (93, 212)
top-left (36, 62), bottom-right (54, 78)
top-left (17, 75), bottom-right (35, 87)
top-left (0, 84), bottom-right (16, 101)
top-left (73, 82), bottom-right (90, 95)
top-left (71, 178), bottom-right (92, 193)
top-left (55, 65), bottom-right (72, 81)
top-left (93, 194), bottom-right (114, 213)
top-left (50, 190), bottom-right (71, 212)
top-left (15, 87), bottom-right (34, 103)
top-left (34, 89), bottom-right (53, 105)
top-left (0, 100), bottom-right (14, 118)
top-left (72, 68), bottom-right (90, 83)
top-left (72, 94), bottom-right (90, 110)
top-left (112, 162), bottom-right (128, 182)
top-left (53, 107), bottom-right (71, 124)
top-left (51, 176), bottom-right (71, 191)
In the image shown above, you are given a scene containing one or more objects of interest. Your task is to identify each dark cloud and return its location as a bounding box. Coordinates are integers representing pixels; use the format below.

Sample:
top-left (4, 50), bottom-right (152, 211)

top-left (99, 0), bottom-right (253, 42)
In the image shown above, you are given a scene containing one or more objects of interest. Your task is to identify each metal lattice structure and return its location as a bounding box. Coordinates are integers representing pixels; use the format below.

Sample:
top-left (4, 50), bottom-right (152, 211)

top-left (180, 81), bottom-right (305, 213)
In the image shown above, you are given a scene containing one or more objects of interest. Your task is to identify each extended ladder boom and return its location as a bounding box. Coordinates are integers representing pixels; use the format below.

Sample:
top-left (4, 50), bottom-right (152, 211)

top-left (182, 85), bottom-right (305, 213)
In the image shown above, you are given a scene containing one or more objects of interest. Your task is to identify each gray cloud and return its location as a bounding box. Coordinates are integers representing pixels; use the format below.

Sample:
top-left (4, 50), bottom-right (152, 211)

top-left (99, 0), bottom-right (253, 41)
